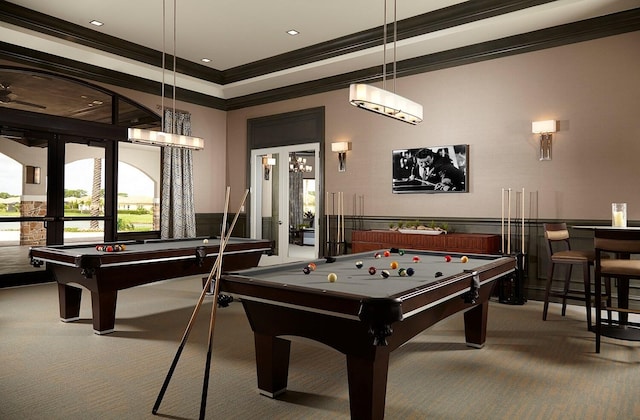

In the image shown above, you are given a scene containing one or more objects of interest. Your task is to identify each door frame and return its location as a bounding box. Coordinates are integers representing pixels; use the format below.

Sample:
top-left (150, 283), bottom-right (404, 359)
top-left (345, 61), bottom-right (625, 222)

top-left (250, 144), bottom-right (320, 264)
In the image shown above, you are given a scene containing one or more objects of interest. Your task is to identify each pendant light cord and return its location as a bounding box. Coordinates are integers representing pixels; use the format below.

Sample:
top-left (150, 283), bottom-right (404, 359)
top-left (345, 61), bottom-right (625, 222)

top-left (161, 0), bottom-right (166, 131)
top-left (172, 0), bottom-right (177, 134)
top-left (382, 0), bottom-right (398, 94)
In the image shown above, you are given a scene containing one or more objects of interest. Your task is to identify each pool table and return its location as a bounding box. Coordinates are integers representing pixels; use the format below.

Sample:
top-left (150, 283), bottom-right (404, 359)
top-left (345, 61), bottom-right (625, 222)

top-left (29, 237), bottom-right (271, 334)
top-left (221, 249), bottom-right (515, 420)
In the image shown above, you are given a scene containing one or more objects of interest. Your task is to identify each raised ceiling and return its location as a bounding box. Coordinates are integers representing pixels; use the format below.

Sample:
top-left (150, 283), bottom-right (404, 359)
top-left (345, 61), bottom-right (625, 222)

top-left (1, 0), bottom-right (639, 111)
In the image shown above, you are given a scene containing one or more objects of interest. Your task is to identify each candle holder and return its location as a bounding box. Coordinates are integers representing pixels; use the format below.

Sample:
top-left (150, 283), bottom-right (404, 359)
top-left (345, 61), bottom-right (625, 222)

top-left (612, 203), bottom-right (627, 227)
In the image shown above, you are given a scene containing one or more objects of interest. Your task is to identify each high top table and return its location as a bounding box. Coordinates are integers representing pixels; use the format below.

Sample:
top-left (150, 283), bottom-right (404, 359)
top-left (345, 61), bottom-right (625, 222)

top-left (572, 226), bottom-right (640, 340)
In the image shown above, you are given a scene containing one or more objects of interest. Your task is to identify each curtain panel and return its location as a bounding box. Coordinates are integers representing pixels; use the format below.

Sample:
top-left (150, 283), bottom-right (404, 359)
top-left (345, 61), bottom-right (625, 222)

top-left (160, 109), bottom-right (197, 239)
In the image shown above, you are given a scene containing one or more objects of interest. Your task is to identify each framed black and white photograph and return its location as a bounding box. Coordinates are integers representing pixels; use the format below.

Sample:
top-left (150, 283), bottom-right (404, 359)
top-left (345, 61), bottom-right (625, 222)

top-left (392, 145), bottom-right (468, 194)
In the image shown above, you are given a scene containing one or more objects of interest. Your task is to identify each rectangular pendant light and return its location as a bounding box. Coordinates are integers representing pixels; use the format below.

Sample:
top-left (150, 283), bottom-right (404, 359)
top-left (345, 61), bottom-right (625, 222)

top-left (349, 84), bottom-right (423, 125)
top-left (128, 128), bottom-right (204, 150)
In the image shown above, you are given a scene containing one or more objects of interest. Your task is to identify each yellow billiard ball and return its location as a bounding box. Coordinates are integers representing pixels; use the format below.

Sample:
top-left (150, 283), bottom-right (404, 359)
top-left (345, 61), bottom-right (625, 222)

top-left (390, 261), bottom-right (399, 269)
top-left (460, 256), bottom-right (469, 263)
top-left (327, 273), bottom-right (337, 283)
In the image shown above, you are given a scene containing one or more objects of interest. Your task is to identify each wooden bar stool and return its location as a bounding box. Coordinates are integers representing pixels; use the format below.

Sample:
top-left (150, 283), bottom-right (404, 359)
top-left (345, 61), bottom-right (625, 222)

top-left (542, 223), bottom-right (596, 329)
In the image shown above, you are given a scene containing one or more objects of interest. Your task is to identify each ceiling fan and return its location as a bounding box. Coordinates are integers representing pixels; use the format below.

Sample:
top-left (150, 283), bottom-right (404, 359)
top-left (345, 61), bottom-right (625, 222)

top-left (0, 82), bottom-right (47, 109)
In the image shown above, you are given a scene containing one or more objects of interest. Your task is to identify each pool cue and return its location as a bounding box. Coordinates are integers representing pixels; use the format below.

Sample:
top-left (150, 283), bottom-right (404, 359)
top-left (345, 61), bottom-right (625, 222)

top-left (200, 188), bottom-right (248, 420)
top-left (151, 189), bottom-right (244, 416)
top-left (521, 187), bottom-right (525, 254)
top-left (507, 188), bottom-right (511, 255)
top-left (501, 188), bottom-right (504, 254)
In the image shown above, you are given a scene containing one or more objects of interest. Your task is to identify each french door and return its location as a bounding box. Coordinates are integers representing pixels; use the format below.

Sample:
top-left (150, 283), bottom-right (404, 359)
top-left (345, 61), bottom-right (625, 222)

top-left (250, 143), bottom-right (320, 265)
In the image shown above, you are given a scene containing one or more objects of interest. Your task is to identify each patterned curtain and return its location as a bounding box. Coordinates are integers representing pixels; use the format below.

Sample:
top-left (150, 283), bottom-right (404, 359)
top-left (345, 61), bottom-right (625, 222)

top-left (160, 109), bottom-right (197, 239)
top-left (289, 171), bottom-right (303, 230)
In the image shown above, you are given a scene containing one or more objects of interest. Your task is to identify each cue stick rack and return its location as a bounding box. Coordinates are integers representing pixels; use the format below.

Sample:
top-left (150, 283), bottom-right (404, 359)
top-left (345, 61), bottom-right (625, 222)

top-left (325, 191), bottom-right (348, 256)
top-left (498, 187), bottom-right (527, 305)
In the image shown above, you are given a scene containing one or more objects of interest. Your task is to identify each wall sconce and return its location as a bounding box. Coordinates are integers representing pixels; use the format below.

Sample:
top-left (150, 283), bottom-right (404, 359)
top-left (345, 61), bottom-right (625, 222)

top-left (331, 141), bottom-right (351, 172)
top-left (262, 156), bottom-right (276, 180)
top-left (26, 165), bottom-right (41, 184)
top-left (532, 120), bottom-right (557, 161)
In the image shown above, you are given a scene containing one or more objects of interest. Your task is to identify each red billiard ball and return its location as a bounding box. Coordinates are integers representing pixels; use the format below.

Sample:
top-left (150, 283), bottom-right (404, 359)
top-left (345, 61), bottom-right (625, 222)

top-left (444, 255), bottom-right (452, 262)
top-left (412, 256), bottom-right (421, 263)
top-left (374, 252), bottom-right (381, 259)
top-left (383, 250), bottom-right (391, 257)
top-left (105, 245), bottom-right (113, 252)
top-left (368, 266), bottom-right (377, 275)
top-left (308, 262), bottom-right (317, 271)
top-left (96, 245), bottom-right (104, 251)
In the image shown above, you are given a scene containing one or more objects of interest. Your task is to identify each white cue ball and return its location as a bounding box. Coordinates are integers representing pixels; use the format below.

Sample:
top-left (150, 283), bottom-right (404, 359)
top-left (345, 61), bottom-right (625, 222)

top-left (203, 239), bottom-right (209, 244)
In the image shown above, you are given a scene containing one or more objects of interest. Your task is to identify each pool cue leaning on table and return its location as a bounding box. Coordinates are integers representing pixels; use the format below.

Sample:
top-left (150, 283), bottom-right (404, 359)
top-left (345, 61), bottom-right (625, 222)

top-left (151, 188), bottom-right (248, 418)
top-left (200, 188), bottom-right (249, 420)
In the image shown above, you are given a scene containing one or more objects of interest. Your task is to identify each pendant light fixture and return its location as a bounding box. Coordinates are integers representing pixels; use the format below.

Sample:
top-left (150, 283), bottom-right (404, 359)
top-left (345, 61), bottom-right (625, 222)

top-left (128, 0), bottom-right (204, 149)
top-left (349, 0), bottom-right (423, 125)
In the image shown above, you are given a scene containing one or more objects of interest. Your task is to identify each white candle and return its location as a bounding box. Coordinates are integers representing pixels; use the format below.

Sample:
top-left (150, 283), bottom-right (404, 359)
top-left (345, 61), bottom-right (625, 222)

top-left (613, 211), bottom-right (625, 227)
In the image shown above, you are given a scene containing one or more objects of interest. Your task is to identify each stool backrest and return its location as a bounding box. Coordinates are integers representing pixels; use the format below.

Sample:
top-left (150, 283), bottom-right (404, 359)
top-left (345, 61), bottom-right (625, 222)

top-left (543, 223), bottom-right (571, 258)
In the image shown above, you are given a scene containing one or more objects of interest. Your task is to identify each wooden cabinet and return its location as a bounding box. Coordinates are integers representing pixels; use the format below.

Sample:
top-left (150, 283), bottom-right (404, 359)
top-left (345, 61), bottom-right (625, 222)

top-left (351, 230), bottom-right (501, 254)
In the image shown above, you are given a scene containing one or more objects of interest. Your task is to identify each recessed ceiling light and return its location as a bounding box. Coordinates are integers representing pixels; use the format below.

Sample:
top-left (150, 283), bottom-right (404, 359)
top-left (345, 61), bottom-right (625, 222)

top-left (89, 20), bottom-right (104, 27)
top-left (286, 29), bottom-right (299, 36)
top-left (201, 58), bottom-right (211, 63)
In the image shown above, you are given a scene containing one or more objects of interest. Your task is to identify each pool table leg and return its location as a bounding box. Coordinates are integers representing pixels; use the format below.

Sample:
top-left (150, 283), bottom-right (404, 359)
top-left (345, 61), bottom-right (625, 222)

top-left (58, 283), bottom-right (82, 322)
top-left (464, 300), bottom-right (489, 348)
top-left (90, 290), bottom-right (118, 335)
top-left (254, 333), bottom-right (291, 398)
top-left (346, 350), bottom-right (390, 420)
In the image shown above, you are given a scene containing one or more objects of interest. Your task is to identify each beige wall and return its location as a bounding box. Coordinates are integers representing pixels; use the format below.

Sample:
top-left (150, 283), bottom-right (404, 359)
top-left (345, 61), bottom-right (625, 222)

top-left (226, 31), bottom-right (640, 222)
top-left (104, 85), bottom-right (228, 214)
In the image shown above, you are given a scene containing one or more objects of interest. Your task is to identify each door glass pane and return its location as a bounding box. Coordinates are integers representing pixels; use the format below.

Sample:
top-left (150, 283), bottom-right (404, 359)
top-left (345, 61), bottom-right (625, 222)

top-left (64, 143), bottom-right (105, 244)
top-left (262, 154), bottom-right (279, 255)
top-left (117, 142), bottom-right (160, 233)
top-left (0, 136), bottom-right (48, 276)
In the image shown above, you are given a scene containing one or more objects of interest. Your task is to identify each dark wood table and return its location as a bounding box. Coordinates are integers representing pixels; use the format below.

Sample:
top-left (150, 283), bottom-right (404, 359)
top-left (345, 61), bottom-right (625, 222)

top-left (572, 226), bottom-right (640, 341)
top-left (221, 249), bottom-right (515, 419)
top-left (29, 237), bottom-right (271, 334)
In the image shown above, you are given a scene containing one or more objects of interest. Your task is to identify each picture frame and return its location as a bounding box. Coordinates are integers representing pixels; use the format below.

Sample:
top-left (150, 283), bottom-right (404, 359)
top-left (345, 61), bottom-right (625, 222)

top-left (392, 145), bottom-right (468, 194)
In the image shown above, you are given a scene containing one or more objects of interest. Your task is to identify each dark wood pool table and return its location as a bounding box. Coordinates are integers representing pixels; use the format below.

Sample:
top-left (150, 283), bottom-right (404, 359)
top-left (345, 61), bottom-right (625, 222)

top-left (221, 249), bottom-right (515, 420)
top-left (29, 237), bottom-right (271, 334)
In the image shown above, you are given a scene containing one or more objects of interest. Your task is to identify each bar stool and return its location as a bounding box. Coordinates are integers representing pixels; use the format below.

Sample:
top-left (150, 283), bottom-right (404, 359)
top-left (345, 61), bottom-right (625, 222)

top-left (542, 223), bottom-right (597, 329)
top-left (594, 231), bottom-right (640, 353)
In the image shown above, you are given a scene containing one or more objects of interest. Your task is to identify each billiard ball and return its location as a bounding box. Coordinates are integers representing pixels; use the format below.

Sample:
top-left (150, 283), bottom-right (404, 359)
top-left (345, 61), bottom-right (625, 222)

top-left (444, 255), bottom-right (452, 262)
top-left (303, 266), bottom-right (311, 275)
top-left (399, 249), bottom-right (405, 256)
top-left (308, 262), bottom-right (317, 271)
top-left (398, 268), bottom-right (407, 277)
top-left (96, 245), bottom-right (104, 251)
top-left (120, 244), bottom-right (126, 251)
top-left (435, 271), bottom-right (443, 278)
top-left (460, 256), bottom-right (469, 263)
top-left (412, 256), bottom-right (421, 263)
top-left (113, 245), bottom-right (121, 252)
top-left (390, 261), bottom-right (399, 269)
top-left (383, 250), bottom-right (391, 257)
top-left (105, 245), bottom-right (113, 252)
top-left (355, 261), bottom-right (364, 269)
top-left (327, 273), bottom-right (337, 283)
top-left (406, 267), bottom-right (415, 276)
top-left (374, 252), bottom-right (381, 259)
top-left (380, 270), bottom-right (390, 278)
top-left (203, 238), bottom-right (209, 244)
top-left (368, 267), bottom-right (377, 275)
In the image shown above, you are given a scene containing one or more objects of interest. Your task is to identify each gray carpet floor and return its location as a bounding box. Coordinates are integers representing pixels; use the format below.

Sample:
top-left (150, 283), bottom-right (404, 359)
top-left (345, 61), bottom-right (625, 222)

top-left (1, 277), bottom-right (639, 419)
